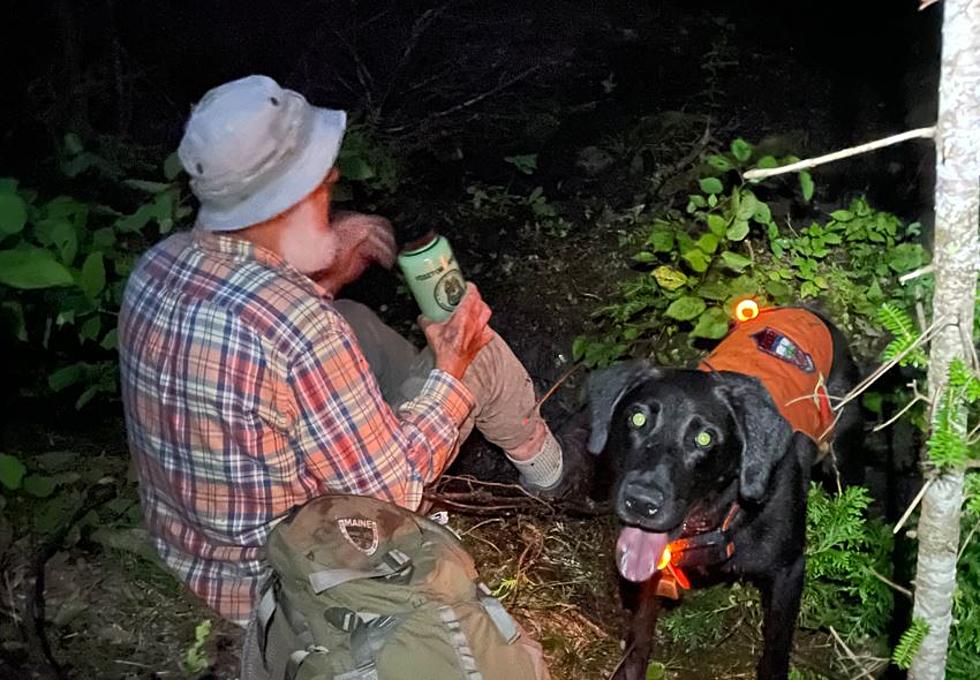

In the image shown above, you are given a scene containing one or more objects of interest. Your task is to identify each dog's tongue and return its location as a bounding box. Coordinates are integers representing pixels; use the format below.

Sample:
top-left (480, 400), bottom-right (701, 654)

top-left (616, 527), bottom-right (669, 582)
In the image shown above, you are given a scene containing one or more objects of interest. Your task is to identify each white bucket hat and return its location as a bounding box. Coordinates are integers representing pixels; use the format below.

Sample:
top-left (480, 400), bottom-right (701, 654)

top-left (178, 75), bottom-right (347, 232)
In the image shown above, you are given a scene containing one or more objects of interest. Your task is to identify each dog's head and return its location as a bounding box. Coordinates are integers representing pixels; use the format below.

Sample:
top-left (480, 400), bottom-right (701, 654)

top-left (586, 360), bottom-right (793, 582)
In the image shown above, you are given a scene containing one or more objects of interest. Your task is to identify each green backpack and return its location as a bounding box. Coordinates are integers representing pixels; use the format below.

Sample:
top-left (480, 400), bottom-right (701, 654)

top-left (254, 494), bottom-right (540, 680)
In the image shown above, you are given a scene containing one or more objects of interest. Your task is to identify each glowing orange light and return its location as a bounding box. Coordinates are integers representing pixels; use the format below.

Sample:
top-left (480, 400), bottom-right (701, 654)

top-left (734, 298), bottom-right (760, 322)
top-left (657, 545), bottom-right (672, 570)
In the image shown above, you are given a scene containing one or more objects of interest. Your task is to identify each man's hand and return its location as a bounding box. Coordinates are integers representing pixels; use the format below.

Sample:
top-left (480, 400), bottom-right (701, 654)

top-left (315, 211), bottom-right (396, 296)
top-left (422, 283), bottom-right (494, 380)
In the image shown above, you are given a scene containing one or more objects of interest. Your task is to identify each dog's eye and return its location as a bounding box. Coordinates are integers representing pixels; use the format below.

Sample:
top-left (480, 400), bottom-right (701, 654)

top-left (695, 429), bottom-right (713, 448)
top-left (628, 410), bottom-right (647, 429)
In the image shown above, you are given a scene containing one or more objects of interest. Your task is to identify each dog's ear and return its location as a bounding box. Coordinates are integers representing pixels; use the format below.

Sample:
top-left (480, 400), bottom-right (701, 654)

top-left (585, 360), bottom-right (659, 454)
top-left (714, 371), bottom-right (794, 502)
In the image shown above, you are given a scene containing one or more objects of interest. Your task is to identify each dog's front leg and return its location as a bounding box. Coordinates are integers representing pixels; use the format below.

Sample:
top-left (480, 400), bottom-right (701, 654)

top-left (612, 576), bottom-right (662, 680)
top-left (756, 557), bottom-right (804, 680)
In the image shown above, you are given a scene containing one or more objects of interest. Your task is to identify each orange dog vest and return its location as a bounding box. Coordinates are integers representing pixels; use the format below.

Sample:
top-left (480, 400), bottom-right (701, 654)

top-left (698, 308), bottom-right (835, 443)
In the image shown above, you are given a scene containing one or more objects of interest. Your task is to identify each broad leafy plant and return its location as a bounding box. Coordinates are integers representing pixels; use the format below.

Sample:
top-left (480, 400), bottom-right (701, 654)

top-left (0, 137), bottom-right (190, 408)
top-left (572, 138), bottom-right (929, 367)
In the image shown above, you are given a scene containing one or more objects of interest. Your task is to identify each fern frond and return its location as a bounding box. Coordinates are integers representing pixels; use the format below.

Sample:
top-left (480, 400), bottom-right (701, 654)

top-left (892, 617), bottom-right (929, 670)
top-left (879, 302), bottom-right (913, 336)
top-left (965, 473), bottom-right (980, 518)
top-left (878, 303), bottom-right (928, 367)
top-left (948, 358), bottom-right (980, 403)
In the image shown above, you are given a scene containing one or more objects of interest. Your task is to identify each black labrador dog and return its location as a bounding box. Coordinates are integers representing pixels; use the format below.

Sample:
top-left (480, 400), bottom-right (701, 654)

top-left (585, 307), bottom-right (861, 680)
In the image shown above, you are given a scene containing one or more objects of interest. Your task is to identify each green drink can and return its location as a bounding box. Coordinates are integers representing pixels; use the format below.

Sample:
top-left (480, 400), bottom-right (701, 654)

top-left (396, 231), bottom-right (466, 322)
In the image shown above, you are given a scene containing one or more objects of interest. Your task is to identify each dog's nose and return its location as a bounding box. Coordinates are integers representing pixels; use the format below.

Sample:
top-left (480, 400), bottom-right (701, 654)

top-left (623, 484), bottom-right (664, 519)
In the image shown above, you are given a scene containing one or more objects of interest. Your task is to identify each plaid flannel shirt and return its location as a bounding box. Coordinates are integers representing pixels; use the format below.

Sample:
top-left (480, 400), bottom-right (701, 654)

top-left (118, 230), bottom-right (473, 624)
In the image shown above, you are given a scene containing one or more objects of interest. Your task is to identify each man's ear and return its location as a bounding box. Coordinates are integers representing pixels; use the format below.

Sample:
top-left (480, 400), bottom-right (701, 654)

top-left (584, 360), bottom-right (659, 454)
top-left (714, 371), bottom-right (794, 502)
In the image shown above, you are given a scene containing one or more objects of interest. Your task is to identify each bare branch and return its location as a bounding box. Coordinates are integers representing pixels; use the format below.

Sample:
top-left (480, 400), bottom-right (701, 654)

top-left (894, 478), bottom-right (934, 536)
top-left (743, 127), bottom-right (936, 180)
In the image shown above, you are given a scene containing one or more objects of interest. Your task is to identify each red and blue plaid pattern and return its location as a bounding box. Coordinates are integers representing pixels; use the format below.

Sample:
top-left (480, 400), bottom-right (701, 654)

top-left (118, 230), bottom-right (473, 624)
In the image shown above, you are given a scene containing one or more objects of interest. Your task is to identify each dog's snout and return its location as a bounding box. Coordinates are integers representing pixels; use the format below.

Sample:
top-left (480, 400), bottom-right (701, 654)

top-left (623, 484), bottom-right (664, 519)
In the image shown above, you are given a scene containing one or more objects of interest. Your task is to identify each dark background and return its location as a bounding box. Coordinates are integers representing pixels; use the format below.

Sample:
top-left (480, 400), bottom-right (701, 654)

top-left (2, 0), bottom-right (941, 212)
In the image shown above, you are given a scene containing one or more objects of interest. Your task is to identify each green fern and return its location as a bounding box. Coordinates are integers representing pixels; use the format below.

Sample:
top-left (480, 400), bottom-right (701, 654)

top-left (948, 358), bottom-right (980, 403)
top-left (966, 473), bottom-right (980, 518)
top-left (892, 617), bottom-right (929, 670)
top-left (878, 303), bottom-right (927, 367)
top-left (927, 364), bottom-right (972, 468)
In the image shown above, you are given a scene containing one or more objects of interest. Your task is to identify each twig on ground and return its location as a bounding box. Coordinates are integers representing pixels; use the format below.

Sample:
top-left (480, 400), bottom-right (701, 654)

top-left (743, 127), bottom-right (935, 180)
top-left (828, 626), bottom-right (877, 680)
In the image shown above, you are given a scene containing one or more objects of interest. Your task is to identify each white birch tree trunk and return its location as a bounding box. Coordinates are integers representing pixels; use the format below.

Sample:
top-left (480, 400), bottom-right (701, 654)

top-left (909, 1), bottom-right (980, 678)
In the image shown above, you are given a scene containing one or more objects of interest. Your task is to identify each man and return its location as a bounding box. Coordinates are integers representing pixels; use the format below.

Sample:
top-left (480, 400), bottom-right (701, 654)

top-left (118, 74), bottom-right (588, 635)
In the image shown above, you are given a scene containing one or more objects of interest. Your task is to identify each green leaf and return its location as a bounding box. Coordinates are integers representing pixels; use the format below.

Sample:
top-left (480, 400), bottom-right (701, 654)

top-left (647, 226), bottom-right (675, 253)
top-left (755, 155), bottom-right (778, 169)
top-left (645, 661), bottom-right (667, 680)
top-left (690, 307), bottom-right (730, 339)
top-left (696, 280), bottom-right (730, 301)
top-left (665, 296), bottom-right (706, 321)
top-left (338, 155), bottom-right (374, 181)
top-left (681, 248), bottom-right (710, 273)
top-left (892, 618), bottom-right (929, 670)
top-left (49, 363), bottom-right (86, 392)
top-left (100, 328), bottom-right (118, 351)
top-left (75, 385), bottom-right (101, 410)
top-left (0, 192), bottom-right (27, 235)
top-left (92, 227), bottom-right (116, 250)
top-left (653, 266), bottom-right (688, 291)
top-left (736, 191), bottom-right (758, 220)
top-left (0, 178), bottom-right (19, 194)
top-left (698, 177), bottom-right (724, 195)
top-left (726, 219), bottom-right (750, 241)
top-left (888, 243), bottom-right (925, 273)
top-left (696, 232), bottom-right (719, 254)
top-left (799, 171), bottom-right (814, 202)
top-left (752, 201), bottom-right (772, 225)
top-left (124, 179), bottom-right (171, 193)
top-left (163, 151), bottom-right (184, 181)
top-left (35, 492), bottom-right (80, 535)
top-left (867, 279), bottom-right (884, 303)
top-left (0, 453), bottom-right (26, 490)
top-left (34, 218), bottom-right (78, 265)
top-left (64, 132), bottom-right (84, 155)
top-left (686, 195), bottom-right (707, 213)
top-left (0, 247), bottom-right (74, 289)
top-left (706, 213), bottom-right (728, 236)
top-left (79, 316), bottom-right (101, 343)
top-left (633, 251), bottom-right (656, 264)
top-left (706, 155), bottom-right (733, 171)
top-left (571, 336), bottom-right (588, 362)
top-left (720, 250), bottom-right (752, 272)
top-left (503, 154), bottom-right (538, 175)
top-left (23, 475), bottom-right (58, 498)
top-left (765, 279), bottom-right (793, 302)
top-left (862, 392), bottom-right (884, 415)
top-left (730, 138), bottom-right (753, 163)
top-left (830, 210), bottom-right (854, 222)
top-left (79, 251), bottom-right (106, 299)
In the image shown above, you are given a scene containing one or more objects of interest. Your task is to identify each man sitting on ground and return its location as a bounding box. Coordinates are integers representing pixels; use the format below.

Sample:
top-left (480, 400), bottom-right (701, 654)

top-left (118, 75), bottom-right (588, 637)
